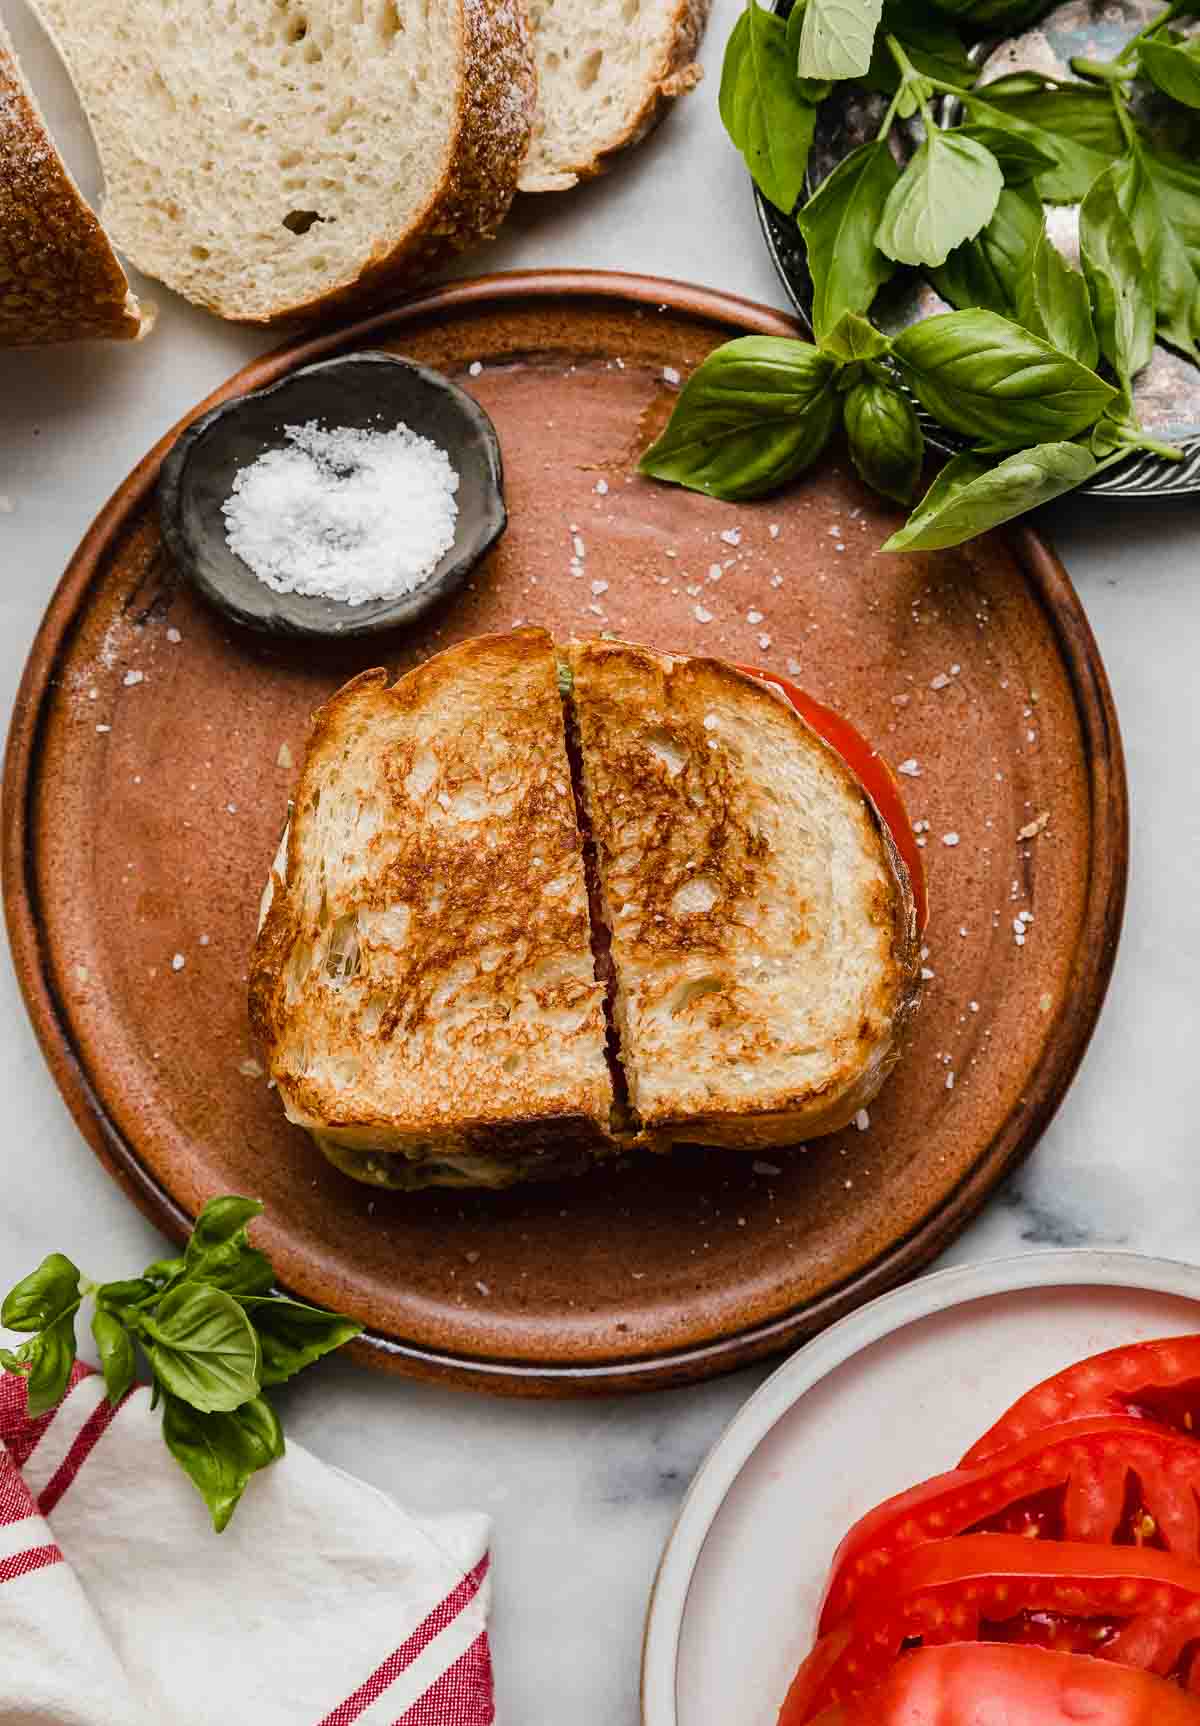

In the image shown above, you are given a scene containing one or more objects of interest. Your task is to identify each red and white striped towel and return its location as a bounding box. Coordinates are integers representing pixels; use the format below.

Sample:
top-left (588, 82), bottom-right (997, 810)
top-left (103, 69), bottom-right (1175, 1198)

top-left (0, 1361), bottom-right (495, 1725)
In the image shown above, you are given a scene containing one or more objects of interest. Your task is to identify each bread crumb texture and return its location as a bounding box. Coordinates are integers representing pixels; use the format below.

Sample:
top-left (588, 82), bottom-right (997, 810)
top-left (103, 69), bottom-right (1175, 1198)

top-left (519, 0), bottom-right (711, 191)
top-left (0, 18), bottom-right (145, 345)
top-left (27, 0), bottom-right (535, 323)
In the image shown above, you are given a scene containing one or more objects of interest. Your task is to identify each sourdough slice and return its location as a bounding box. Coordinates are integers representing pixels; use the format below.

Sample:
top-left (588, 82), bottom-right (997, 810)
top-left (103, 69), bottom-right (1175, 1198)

top-left (28, 0), bottom-right (534, 325)
top-left (519, 0), bottom-right (711, 192)
top-left (565, 639), bottom-right (920, 1149)
top-left (0, 16), bottom-right (150, 346)
top-left (249, 630), bottom-right (613, 1190)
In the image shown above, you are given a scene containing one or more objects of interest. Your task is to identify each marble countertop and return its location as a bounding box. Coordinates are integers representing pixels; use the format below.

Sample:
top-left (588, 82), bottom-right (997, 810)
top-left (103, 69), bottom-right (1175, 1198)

top-left (2, 1), bottom-right (1200, 1718)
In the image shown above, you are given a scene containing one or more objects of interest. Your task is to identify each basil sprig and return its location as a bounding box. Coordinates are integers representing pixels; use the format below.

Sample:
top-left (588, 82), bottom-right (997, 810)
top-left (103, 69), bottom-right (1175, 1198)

top-left (0, 1197), bottom-right (361, 1530)
top-left (683, 0), bottom-right (1196, 548)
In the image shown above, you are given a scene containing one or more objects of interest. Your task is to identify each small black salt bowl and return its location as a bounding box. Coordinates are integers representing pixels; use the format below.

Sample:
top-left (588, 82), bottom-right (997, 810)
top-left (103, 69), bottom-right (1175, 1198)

top-left (157, 351), bottom-right (507, 639)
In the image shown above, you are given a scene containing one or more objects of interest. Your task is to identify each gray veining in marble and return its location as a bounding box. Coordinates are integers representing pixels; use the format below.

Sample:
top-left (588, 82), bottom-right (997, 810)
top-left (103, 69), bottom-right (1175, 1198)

top-left (1, 0), bottom-right (1199, 1720)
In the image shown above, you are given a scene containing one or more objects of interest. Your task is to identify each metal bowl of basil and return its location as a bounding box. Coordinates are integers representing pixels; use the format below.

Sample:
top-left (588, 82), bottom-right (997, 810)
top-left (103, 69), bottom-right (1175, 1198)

top-left (752, 0), bottom-right (1200, 499)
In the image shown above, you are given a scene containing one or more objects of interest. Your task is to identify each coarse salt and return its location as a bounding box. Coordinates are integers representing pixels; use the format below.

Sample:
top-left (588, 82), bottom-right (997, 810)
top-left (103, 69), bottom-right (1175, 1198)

top-left (222, 420), bottom-right (459, 607)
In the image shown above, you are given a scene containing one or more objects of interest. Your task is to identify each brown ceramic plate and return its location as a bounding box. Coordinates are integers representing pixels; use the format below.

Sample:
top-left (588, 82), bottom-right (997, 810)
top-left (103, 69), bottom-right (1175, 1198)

top-left (3, 271), bottom-right (1127, 1396)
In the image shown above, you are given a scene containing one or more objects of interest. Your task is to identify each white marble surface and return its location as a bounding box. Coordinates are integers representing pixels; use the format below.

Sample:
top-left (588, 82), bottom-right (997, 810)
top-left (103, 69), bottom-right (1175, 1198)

top-left (2, 1), bottom-right (1200, 1719)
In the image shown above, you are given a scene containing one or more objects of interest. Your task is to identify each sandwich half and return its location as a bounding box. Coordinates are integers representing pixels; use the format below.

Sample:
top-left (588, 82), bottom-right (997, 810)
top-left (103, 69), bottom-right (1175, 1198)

top-left (565, 639), bottom-right (920, 1150)
top-left (251, 632), bottom-right (921, 1188)
top-left (250, 630), bottom-right (613, 1189)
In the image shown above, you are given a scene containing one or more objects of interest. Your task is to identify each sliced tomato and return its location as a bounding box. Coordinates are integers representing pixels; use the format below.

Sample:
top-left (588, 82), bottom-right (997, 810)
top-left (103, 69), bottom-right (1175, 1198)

top-left (808, 1645), bottom-right (1200, 1726)
top-left (780, 1536), bottom-right (1200, 1725)
top-left (819, 1415), bottom-right (1200, 1632)
top-left (964, 1336), bottom-right (1200, 1466)
top-left (739, 665), bottom-right (928, 931)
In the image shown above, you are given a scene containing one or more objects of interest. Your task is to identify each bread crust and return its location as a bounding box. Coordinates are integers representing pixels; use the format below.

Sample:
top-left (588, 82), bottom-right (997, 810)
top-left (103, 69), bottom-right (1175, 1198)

top-left (26, 0), bottom-right (535, 327)
top-left (518, 0), bottom-right (713, 193)
top-left (0, 20), bottom-right (149, 347)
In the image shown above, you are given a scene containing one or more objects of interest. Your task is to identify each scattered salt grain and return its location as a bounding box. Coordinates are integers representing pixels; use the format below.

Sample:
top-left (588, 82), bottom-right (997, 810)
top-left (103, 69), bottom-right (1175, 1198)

top-left (663, 365), bottom-right (681, 384)
top-left (769, 524), bottom-right (780, 539)
top-left (277, 742), bottom-right (294, 769)
top-left (786, 658), bottom-right (803, 676)
top-left (199, 934), bottom-right (211, 947)
top-left (595, 479), bottom-right (609, 495)
top-left (96, 724), bottom-right (111, 734)
top-left (854, 1109), bottom-right (870, 1132)
top-left (758, 633), bottom-right (771, 650)
top-left (694, 604), bottom-right (713, 623)
top-left (222, 420), bottom-right (460, 607)
top-left (942, 831), bottom-right (960, 847)
top-left (930, 672), bottom-right (952, 691)
top-left (123, 670), bottom-right (144, 687)
top-left (226, 802), bottom-right (238, 814)
top-left (897, 758), bottom-right (920, 777)
top-left (591, 579), bottom-right (609, 596)
top-left (1017, 811), bottom-right (1049, 840)
top-left (468, 361), bottom-right (483, 377)
top-left (171, 953), bottom-right (185, 972)
top-left (946, 1071), bottom-right (956, 1090)
top-left (166, 627), bottom-right (182, 644)
top-left (707, 564), bottom-right (723, 582)
top-left (753, 1160), bottom-right (781, 1177)
top-left (720, 527), bottom-right (741, 547)
top-left (747, 609), bottom-right (764, 625)
top-left (921, 966), bottom-right (935, 980)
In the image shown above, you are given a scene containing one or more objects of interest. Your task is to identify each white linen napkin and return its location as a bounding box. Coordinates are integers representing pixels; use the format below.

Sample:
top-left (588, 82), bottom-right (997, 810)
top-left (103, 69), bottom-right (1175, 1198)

top-left (0, 1361), bottom-right (494, 1725)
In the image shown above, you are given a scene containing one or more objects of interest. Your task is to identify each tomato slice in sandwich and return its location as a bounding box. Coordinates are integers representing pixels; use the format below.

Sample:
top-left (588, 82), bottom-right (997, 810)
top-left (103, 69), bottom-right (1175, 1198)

top-left (806, 1644), bottom-right (1200, 1726)
top-left (963, 1336), bottom-right (1200, 1466)
top-left (819, 1414), bottom-right (1200, 1632)
top-left (780, 1535), bottom-right (1200, 1725)
top-left (740, 667), bottom-right (927, 931)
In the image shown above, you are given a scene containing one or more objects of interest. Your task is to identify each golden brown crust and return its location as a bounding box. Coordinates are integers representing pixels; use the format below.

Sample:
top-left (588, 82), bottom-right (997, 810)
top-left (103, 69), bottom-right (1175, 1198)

top-left (0, 21), bottom-right (147, 347)
top-left (249, 630), bottom-right (612, 1149)
top-left (565, 639), bottom-right (921, 1147)
top-left (227, 0), bottom-right (536, 326)
top-left (518, 0), bottom-right (712, 193)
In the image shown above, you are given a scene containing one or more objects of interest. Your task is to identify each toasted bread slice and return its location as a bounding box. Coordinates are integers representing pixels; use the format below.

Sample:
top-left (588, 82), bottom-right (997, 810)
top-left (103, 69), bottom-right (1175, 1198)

top-left (0, 16), bottom-right (151, 346)
top-left (518, 0), bottom-right (711, 193)
top-left (27, 0), bottom-right (534, 325)
top-left (249, 630), bottom-right (612, 1189)
top-left (565, 639), bottom-right (920, 1148)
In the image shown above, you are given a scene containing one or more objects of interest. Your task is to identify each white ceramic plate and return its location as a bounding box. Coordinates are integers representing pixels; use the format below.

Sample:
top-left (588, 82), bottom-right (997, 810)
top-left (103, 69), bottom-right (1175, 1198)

top-left (641, 1249), bottom-right (1200, 1726)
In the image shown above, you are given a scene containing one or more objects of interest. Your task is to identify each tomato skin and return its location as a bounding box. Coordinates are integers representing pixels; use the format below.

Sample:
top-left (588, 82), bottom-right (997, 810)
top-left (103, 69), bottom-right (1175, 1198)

top-left (805, 1645), bottom-right (1200, 1726)
top-left (963, 1336), bottom-right (1200, 1466)
top-left (782, 1535), bottom-right (1200, 1725)
top-left (739, 666), bottom-right (928, 931)
top-left (818, 1414), bottom-right (1200, 1633)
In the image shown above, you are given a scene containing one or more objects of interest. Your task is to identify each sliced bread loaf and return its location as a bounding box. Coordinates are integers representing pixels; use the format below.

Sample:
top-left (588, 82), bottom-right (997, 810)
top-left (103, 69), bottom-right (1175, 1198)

top-left (0, 15), bottom-right (150, 346)
top-left (27, 0), bottom-right (535, 325)
top-left (519, 0), bottom-right (711, 192)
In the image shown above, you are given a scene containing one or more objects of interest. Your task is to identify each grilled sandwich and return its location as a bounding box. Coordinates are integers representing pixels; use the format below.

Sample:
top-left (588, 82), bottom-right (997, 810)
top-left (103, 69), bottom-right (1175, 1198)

top-left (250, 629), bottom-right (921, 1189)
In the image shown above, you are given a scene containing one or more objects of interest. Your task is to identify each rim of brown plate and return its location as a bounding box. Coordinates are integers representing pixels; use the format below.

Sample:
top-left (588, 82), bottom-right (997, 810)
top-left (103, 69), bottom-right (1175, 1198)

top-left (2, 270), bottom-right (1129, 1396)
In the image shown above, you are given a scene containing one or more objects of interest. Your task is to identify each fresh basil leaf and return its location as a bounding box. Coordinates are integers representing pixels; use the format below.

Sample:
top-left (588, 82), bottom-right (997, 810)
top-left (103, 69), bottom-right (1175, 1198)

top-left (963, 85), bottom-right (1124, 203)
top-left (797, 140), bottom-right (901, 340)
top-left (639, 336), bottom-right (840, 499)
top-left (892, 308), bottom-right (1117, 447)
top-left (0, 1347), bottom-right (25, 1372)
top-left (91, 1307), bottom-right (136, 1405)
top-left (975, 71), bottom-right (1058, 95)
top-left (796, 0), bottom-right (884, 81)
top-left (1080, 162), bottom-right (1157, 395)
top-left (24, 1311), bottom-right (78, 1418)
top-left (785, 4), bottom-right (833, 97)
top-left (1015, 229), bottom-right (1098, 369)
top-left (187, 1196), bottom-right (265, 1254)
top-left (720, 2), bottom-right (818, 212)
top-left (821, 310), bottom-right (891, 362)
top-left (929, 182), bottom-right (1043, 316)
top-left (863, 2), bottom-right (977, 95)
top-left (182, 1195), bottom-right (274, 1295)
top-left (1110, 146), bottom-right (1161, 284)
top-left (238, 1296), bottom-right (363, 1387)
top-left (143, 1256), bottom-right (186, 1289)
top-left (843, 376), bottom-right (924, 502)
top-left (1140, 144), bottom-right (1200, 362)
top-left (952, 126), bottom-right (1057, 183)
top-left (2, 1253), bottom-right (80, 1332)
top-left (877, 130), bottom-right (1004, 269)
top-left (883, 442), bottom-right (1097, 551)
top-left (139, 1283), bottom-right (261, 1413)
top-left (95, 1277), bottom-right (158, 1313)
top-left (162, 1392), bottom-right (284, 1533)
top-left (1141, 36), bottom-right (1200, 108)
